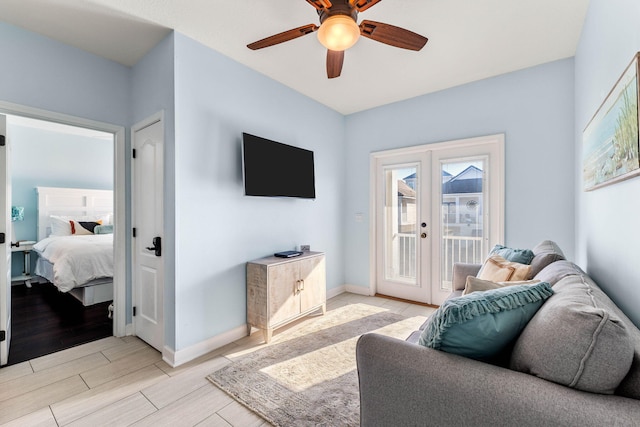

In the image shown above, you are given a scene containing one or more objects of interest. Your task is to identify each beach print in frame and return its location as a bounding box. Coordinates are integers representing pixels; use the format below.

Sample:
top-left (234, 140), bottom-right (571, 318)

top-left (583, 53), bottom-right (640, 191)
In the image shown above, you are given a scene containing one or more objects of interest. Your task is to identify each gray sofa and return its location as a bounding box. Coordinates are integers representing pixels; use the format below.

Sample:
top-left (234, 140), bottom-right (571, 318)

top-left (356, 241), bottom-right (640, 426)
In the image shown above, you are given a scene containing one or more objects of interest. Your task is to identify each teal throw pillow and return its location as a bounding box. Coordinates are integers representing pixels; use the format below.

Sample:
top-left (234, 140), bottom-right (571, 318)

top-left (94, 224), bottom-right (114, 234)
top-left (419, 282), bottom-right (553, 360)
top-left (490, 244), bottom-right (535, 265)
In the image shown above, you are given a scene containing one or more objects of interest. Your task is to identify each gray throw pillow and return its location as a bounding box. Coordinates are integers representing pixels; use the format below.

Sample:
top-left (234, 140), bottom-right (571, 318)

top-left (527, 240), bottom-right (566, 278)
top-left (510, 274), bottom-right (634, 394)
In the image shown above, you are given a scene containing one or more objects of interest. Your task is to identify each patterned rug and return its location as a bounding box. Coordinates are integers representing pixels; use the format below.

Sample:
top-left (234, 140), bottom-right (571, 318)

top-left (207, 303), bottom-right (426, 426)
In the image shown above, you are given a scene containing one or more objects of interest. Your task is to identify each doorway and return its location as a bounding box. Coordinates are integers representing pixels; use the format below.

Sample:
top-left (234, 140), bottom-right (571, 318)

top-left (0, 102), bottom-right (126, 366)
top-left (371, 134), bottom-right (504, 306)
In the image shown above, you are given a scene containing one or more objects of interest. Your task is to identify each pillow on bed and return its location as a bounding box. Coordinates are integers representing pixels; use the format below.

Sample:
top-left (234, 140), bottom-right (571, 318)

top-left (49, 215), bottom-right (110, 236)
top-left (94, 224), bottom-right (114, 234)
top-left (70, 220), bottom-right (102, 235)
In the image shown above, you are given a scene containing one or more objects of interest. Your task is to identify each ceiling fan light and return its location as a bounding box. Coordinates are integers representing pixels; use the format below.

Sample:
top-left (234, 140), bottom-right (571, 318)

top-left (317, 15), bottom-right (360, 51)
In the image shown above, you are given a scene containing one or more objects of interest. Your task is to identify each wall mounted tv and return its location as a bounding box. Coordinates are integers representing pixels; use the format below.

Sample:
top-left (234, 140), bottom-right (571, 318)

top-left (242, 133), bottom-right (316, 199)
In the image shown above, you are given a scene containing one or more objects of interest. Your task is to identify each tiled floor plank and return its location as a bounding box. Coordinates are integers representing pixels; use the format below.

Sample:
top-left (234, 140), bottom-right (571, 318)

top-left (216, 400), bottom-right (266, 427)
top-left (131, 385), bottom-right (234, 427)
top-left (0, 406), bottom-right (58, 427)
top-left (51, 364), bottom-right (167, 426)
top-left (0, 352), bottom-right (109, 402)
top-left (30, 336), bottom-right (124, 372)
top-left (65, 392), bottom-right (157, 427)
top-left (0, 361), bottom-right (33, 384)
top-left (0, 375), bottom-right (88, 424)
top-left (80, 345), bottom-right (162, 388)
top-left (142, 355), bottom-right (231, 409)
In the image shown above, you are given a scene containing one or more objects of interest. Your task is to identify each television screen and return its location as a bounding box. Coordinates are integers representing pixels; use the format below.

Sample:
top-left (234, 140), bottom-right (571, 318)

top-left (242, 133), bottom-right (316, 199)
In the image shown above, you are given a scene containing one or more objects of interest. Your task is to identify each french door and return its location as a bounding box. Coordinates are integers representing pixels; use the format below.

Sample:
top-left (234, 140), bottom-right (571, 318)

top-left (373, 135), bottom-right (504, 306)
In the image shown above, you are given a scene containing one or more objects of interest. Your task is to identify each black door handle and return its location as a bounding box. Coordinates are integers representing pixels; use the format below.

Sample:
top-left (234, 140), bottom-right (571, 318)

top-left (146, 236), bottom-right (161, 257)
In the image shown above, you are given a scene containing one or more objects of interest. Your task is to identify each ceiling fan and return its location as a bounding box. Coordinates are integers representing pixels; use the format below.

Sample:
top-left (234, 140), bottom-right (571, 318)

top-left (247, 0), bottom-right (428, 79)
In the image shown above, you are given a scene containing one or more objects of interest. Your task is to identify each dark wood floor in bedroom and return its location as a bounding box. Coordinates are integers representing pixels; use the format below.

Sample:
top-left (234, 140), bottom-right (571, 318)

top-left (7, 281), bottom-right (113, 366)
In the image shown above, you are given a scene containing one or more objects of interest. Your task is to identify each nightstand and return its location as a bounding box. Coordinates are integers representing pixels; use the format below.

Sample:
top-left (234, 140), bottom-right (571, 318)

top-left (11, 240), bottom-right (37, 287)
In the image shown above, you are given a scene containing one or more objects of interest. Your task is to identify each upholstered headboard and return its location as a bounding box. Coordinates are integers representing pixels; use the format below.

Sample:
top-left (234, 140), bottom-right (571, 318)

top-left (36, 187), bottom-right (114, 241)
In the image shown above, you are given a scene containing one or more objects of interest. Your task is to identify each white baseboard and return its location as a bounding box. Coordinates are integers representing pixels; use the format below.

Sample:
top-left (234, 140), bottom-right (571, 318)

top-left (161, 324), bottom-right (248, 367)
top-left (327, 284), bottom-right (372, 299)
top-left (344, 284), bottom-right (372, 296)
top-left (327, 285), bottom-right (346, 299)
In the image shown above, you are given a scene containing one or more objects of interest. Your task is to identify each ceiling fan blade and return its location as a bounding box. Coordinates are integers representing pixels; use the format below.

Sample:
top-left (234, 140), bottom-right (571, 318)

top-left (326, 49), bottom-right (344, 79)
top-left (359, 20), bottom-right (428, 51)
top-left (352, 0), bottom-right (382, 12)
top-left (306, 0), bottom-right (332, 10)
top-left (247, 24), bottom-right (319, 50)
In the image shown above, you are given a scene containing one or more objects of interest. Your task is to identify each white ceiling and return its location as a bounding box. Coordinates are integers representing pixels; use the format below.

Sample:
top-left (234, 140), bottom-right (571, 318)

top-left (0, 0), bottom-right (589, 115)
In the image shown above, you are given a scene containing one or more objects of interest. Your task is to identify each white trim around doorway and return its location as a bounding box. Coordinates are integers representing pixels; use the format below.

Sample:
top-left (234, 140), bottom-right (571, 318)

top-left (369, 133), bottom-right (505, 299)
top-left (0, 100), bottom-right (127, 337)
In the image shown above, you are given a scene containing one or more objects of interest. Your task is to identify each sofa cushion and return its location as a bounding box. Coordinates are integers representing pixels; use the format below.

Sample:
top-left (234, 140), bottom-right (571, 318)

top-left (533, 260), bottom-right (584, 285)
top-left (418, 282), bottom-right (553, 360)
top-left (528, 240), bottom-right (566, 278)
top-left (510, 274), bottom-right (634, 395)
top-left (477, 255), bottom-right (532, 282)
top-left (490, 244), bottom-right (535, 264)
top-left (462, 276), bottom-right (540, 295)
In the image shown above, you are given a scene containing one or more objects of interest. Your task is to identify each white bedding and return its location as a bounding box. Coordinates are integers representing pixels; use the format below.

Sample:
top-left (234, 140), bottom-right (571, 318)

top-left (33, 234), bottom-right (114, 292)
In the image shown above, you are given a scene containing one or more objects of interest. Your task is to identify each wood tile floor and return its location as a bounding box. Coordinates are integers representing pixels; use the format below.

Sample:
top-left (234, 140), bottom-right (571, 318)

top-left (0, 293), bottom-right (436, 426)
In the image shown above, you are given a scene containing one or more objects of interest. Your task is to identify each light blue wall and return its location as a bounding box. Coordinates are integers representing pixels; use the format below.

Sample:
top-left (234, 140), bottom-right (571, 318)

top-left (9, 124), bottom-right (113, 274)
top-left (172, 33), bottom-right (345, 350)
top-left (574, 0), bottom-right (640, 326)
top-left (343, 59), bottom-right (576, 289)
top-left (0, 22), bottom-right (130, 125)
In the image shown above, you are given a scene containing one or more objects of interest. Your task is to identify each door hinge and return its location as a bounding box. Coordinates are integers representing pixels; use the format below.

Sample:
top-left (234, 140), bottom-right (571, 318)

top-left (133, 306), bottom-right (137, 317)
top-left (0, 330), bottom-right (5, 342)
top-left (132, 228), bottom-right (136, 238)
top-left (0, 233), bottom-right (4, 244)
top-left (0, 135), bottom-right (5, 147)
top-left (132, 149), bottom-right (136, 158)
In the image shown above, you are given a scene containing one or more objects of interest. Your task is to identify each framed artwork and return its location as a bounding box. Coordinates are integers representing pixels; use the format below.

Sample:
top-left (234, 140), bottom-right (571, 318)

top-left (583, 52), bottom-right (640, 191)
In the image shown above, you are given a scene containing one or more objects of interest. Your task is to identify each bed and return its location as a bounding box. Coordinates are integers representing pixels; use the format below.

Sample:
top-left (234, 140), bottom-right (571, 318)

top-left (33, 186), bottom-right (114, 306)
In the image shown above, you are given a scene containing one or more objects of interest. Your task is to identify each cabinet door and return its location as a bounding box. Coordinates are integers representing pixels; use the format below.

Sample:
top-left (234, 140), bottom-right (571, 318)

top-left (299, 256), bottom-right (326, 313)
top-left (269, 262), bottom-right (300, 326)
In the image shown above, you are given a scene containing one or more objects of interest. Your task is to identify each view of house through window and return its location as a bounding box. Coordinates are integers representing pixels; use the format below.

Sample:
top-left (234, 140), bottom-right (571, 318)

top-left (383, 165), bottom-right (418, 284)
top-left (440, 159), bottom-right (486, 290)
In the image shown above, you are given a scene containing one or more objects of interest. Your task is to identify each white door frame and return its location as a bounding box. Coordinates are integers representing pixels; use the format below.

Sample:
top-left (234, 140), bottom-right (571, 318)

top-left (0, 114), bottom-right (11, 365)
top-left (0, 100), bottom-right (127, 337)
top-left (369, 134), bottom-right (505, 301)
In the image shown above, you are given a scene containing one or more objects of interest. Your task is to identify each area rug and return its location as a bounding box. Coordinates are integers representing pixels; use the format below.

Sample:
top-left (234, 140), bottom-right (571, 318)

top-left (207, 303), bottom-right (427, 426)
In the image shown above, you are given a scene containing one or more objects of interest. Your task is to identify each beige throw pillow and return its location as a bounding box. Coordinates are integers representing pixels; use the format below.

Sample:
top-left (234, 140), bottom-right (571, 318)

top-left (477, 255), bottom-right (532, 282)
top-left (463, 276), bottom-right (541, 295)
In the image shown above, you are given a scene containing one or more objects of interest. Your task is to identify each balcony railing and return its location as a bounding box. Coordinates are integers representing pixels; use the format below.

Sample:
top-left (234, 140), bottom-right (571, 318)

top-left (395, 233), bottom-right (484, 289)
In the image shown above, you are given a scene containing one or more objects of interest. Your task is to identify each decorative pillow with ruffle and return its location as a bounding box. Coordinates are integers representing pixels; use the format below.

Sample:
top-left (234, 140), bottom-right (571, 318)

top-left (419, 282), bottom-right (553, 360)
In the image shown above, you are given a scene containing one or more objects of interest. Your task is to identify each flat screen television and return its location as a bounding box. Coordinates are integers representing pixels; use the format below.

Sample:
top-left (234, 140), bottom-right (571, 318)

top-left (242, 133), bottom-right (316, 199)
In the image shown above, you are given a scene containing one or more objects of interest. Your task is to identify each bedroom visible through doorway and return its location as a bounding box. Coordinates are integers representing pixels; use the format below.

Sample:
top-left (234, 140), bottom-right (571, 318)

top-left (1, 112), bottom-right (122, 365)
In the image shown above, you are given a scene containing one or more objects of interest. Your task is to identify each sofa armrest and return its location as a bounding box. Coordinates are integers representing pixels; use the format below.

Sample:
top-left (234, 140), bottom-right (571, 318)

top-left (451, 263), bottom-right (481, 291)
top-left (356, 333), bottom-right (640, 426)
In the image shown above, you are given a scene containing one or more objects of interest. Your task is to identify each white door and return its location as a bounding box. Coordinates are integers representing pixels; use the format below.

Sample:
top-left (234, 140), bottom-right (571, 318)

top-left (0, 114), bottom-right (11, 365)
top-left (376, 151), bottom-right (432, 302)
top-left (132, 114), bottom-right (164, 352)
top-left (374, 135), bottom-right (504, 305)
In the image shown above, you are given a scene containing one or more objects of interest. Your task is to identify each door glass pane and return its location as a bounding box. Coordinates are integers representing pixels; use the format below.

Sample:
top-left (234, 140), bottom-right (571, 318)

top-left (440, 159), bottom-right (486, 290)
top-left (383, 165), bottom-right (418, 285)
